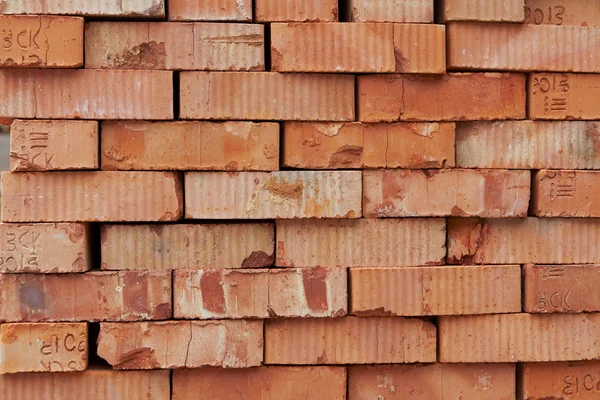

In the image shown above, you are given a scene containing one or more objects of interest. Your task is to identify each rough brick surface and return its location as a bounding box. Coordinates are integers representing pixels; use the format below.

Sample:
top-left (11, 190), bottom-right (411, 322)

top-left (533, 170), bottom-right (600, 217)
top-left (521, 361), bottom-right (600, 400)
top-left (168, 0), bottom-right (252, 21)
top-left (173, 367), bottom-right (347, 400)
top-left (265, 317), bottom-right (436, 364)
top-left (10, 120), bottom-right (98, 171)
top-left (0, 0), bottom-right (166, 17)
top-left (1, 171), bottom-right (183, 222)
top-left (441, 0), bottom-right (525, 22)
top-left (97, 320), bottom-right (263, 369)
top-left (0, 223), bottom-right (90, 273)
top-left (184, 171), bottom-right (362, 219)
top-left (174, 268), bottom-right (347, 319)
top-left (439, 313), bottom-right (600, 362)
top-left (393, 24), bottom-right (446, 73)
top-left (363, 169), bottom-right (530, 217)
top-left (101, 223), bottom-right (274, 270)
top-left (350, 265), bottom-right (521, 316)
top-left (349, 0), bottom-right (434, 22)
top-left (85, 22), bottom-right (264, 71)
top-left (0, 16), bottom-right (83, 68)
top-left (0, 271), bottom-right (171, 322)
top-left (358, 73), bottom-right (526, 122)
top-left (101, 121), bottom-right (278, 171)
top-left (256, 0), bottom-right (338, 22)
top-left (276, 218), bottom-right (446, 267)
top-left (0, 323), bottom-right (87, 374)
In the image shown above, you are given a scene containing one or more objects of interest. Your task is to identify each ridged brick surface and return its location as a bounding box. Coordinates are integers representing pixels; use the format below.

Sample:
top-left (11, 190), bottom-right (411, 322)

top-left (441, 0), bottom-right (525, 22)
top-left (349, 0), bottom-right (434, 22)
top-left (256, 0), bottom-right (338, 22)
top-left (169, 0), bottom-right (252, 21)
top-left (393, 24), bottom-right (446, 73)
top-left (0, 0), bottom-right (166, 16)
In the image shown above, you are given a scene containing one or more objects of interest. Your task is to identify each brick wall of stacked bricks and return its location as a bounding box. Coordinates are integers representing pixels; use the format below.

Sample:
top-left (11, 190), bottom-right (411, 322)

top-left (0, 0), bottom-right (599, 399)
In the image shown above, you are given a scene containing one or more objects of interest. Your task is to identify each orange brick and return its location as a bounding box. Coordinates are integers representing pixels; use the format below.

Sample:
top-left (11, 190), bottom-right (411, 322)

top-left (363, 169), bottom-right (530, 217)
top-left (441, 0), bottom-right (525, 22)
top-left (533, 170), bottom-right (600, 217)
top-left (524, 264), bottom-right (600, 313)
top-left (11, 120), bottom-right (98, 171)
top-left (283, 122), bottom-right (455, 169)
top-left (0, 323), bottom-right (87, 374)
top-left (174, 367), bottom-right (346, 400)
top-left (85, 22), bottom-right (264, 70)
top-left (101, 223), bottom-right (274, 270)
top-left (529, 73), bottom-right (600, 120)
top-left (521, 361), bottom-right (600, 399)
top-left (256, 0), bottom-right (338, 22)
top-left (393, 24), bottom-right (445, 73)
top-left (350, 265), bottom-right (521, 316)
top-left (180, 72), bottom-right (354, 121)
top-left (1, 171), bottom-right (182, 222)
top-left (271, 23), bottom-right (394, 73)
top-left (0, 271), bottom-right (171, 322)
top-left (169, 0), bottom-right (251, 21)
top-left (174, 267), bottom-right (347, 319)
top-left (0, 69), bottom-right (172, 119)
top-left (277, 218), bottom-right (446, 267)
top-left (449, 23), bottom-right (600, 72)
top-left (185, 171), bottom-right (362, 219)
top-left (101, 121), bottom-right (278, 171)
top-left (348, 364), bottom-right (516, 400)
top-left (349, 0), bottom-right (434, 22)
top-left (0, 369), bottom-right (170, 400)
top-left (447, 217), bottom-right (600, 264)
top-left (439, 313), bottom-right (600, 362)
top-left (525, 0), bottom-right (599, 26)
top-left (0, 223), bottom-right (90, 273)
top-left (0, 16), bottom-right (83, 68)
top-left (358, 73), bottom-right (526, 122)
top-left (97, 320), bottom-right (263, 369)
top-left (265, 317), bottom-right (435, 364)
top-left (456, 121), bottom-right (600, 169)
top-left (0, 0), bottom-right (165, 17)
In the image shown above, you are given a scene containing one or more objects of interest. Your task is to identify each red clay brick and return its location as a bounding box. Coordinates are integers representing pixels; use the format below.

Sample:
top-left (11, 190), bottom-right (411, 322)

top-left (180, 72), bottom-right (354, 121)
top-left (101, 223), bottom-right (274, 270)
top-left (363, 169), bottom-right (530, 217)
top-left (265, 317), bottom-right (436, 364)
top-left (283, 122), bottom-right (455, 169)
top-left (0, 271), bottom-right (171, 322)
top-left (456, 121), bottom-right (600, 169)
top-left (1, 171), bottom-right (182, 222)
top-left (525, 0), bottom-right (598, 26)
top-left (101, 121), bottom-right (278, 171)
top-left (85, 22), bottom-right (264, 71)
top-left (174, 267), bottom-right (347, 319)
top-left (0, 0), bottom-right (166, 17)
top-left (185, 171), bottom-right (362, 219)
top-left (524, 264), bottom-right (600, 313)
top-left (533, 170), bottom-right (600, 217)
top-left (447, 217), bottom-right (600, 264)
top-left (529, 73), bottom-right (600, 120)
top-left (358, 73), bottom-right (526, 122)
top-left (348, 364), bottom-right (516, 400)
top-left (393, 24), bottom-right (446, 73)
top-left (277, 218), bottom-right (446, 267)
top-left (0, 323), bottom-right (87, 374)
top-left (349, 0), bottom-right (434, 22)
top-left (97, 320), bottom-right (263, 369)
top-left (256, 0), bottom-right (338, 22)
top-left (521, 361), bottom-right (600, 399)
top-left (0, 369), bottom-right (170, 400)
top-left (0, 16), bottom-right (83, 68)
top-left (441, 0), bottom-right (525, 22)
top-left (0, 223), bottom-right (90, 273)
top-left (271, 23), bottom-right (394, 73)
top-left (439, 313), bottom-right (600, 362)
top-left (169, 0), bottom-right (252, 21)
top-left (350, 265), bottom-right (521, 316)
top-left (10, 120), bottom-right (98, 171)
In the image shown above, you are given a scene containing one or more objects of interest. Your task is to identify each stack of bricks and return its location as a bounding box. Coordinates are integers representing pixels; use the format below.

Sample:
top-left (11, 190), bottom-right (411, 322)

top-left (0, 0), bottom-right (599, 399)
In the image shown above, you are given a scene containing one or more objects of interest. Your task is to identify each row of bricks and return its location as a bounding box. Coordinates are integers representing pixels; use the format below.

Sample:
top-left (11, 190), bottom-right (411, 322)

top-left (1, 362), bottom-right (588, 400)
top-left (12, 120), bottom-right (600, 172)
top-left (1, 70), bottom-right (595, 121)
top-left (5, 218), bottom-right (600, 268)
top-left (0, 169), bottom-right (594, 220)
top-left (0, 265), bottom-right (593, 319)
top-left (5, 313), bottom-right (600, 370)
